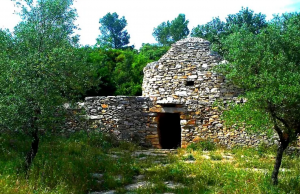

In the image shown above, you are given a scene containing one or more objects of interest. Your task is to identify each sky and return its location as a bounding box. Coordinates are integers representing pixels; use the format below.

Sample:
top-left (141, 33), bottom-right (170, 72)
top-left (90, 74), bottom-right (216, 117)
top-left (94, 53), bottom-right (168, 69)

top-left (1, 0), bottom-right (300, 49)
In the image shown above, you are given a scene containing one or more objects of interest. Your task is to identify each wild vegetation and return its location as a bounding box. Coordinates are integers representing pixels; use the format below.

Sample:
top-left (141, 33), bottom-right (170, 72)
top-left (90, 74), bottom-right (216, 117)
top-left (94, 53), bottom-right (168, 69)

top-left (0, 132), bottom-right (300, 193)
top-left (0, 0), bottom-right (299, 191)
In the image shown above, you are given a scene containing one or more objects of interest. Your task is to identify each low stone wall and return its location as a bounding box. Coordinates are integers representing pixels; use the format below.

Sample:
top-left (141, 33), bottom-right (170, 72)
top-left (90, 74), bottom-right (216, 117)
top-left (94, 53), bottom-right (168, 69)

top-left (84, 96), bottom-right (159, 147)
top-left (80, 96), bottom-right (282, 149)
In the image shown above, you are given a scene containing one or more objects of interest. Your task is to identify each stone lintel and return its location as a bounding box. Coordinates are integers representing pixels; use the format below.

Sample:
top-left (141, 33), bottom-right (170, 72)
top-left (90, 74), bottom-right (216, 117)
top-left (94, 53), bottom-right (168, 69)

top-left (150, 107), bottom-right (186, 113)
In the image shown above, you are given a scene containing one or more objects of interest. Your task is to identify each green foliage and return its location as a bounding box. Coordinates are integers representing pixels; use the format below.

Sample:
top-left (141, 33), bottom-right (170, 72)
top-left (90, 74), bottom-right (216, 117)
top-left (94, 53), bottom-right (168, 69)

top-left (97, 12), bottom-right (130, 49)
top-left (218, 100), bottom-right (273, 136)
top-left (191, 7), bottom-right (267, 54)
top-left (85, 48), bottom-right (146, 96)
top-left (214, 12), bottom-right (300, 184)
top-left (215, 12), bottom-right (300, 140)
top-left (0, 0), bottom-right (97, 130)
top-left (153, 14), bottom-right (189, 46)
top-left (191, 16), bottom-right (225, 49)
top-left (0, 0), bottom-right (100, 172)
top-left (139, 43), bottom-right (170, 61)
top-left (84, 43), bottom-right (169, 96)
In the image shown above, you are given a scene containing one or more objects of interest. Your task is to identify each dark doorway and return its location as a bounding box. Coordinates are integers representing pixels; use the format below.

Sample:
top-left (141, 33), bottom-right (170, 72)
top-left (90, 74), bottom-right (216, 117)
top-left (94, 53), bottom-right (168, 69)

top-left (158, 113), bottom-right (181, 149)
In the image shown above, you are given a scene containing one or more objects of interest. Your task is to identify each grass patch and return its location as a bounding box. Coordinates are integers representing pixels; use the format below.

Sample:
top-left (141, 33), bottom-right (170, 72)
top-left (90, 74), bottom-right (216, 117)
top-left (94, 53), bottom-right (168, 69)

top-left (0, 131), bottom-right (300, 193)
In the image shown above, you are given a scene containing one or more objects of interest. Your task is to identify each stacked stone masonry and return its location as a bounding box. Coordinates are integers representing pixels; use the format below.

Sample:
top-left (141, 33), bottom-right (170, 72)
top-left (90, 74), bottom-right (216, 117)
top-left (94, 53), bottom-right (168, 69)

top-left (83, 37), bottom-right (298, 149)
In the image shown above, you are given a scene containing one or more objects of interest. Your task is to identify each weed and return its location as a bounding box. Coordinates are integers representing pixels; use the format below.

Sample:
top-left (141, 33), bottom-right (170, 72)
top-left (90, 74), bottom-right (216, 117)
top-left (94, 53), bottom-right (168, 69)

top-left (183, 154), bottom-right (196, 161)
top-left (187, 139), bottom-right (217, 151)
top-left (210, 153), bottom-right (223, 161)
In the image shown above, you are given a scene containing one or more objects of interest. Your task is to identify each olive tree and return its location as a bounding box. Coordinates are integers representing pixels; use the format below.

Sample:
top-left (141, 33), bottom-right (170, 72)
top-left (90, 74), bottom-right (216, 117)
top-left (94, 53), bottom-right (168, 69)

top-left (0, 0), bottom-right (99, 173)
top-left (215, 13), bottom-right (300, 185)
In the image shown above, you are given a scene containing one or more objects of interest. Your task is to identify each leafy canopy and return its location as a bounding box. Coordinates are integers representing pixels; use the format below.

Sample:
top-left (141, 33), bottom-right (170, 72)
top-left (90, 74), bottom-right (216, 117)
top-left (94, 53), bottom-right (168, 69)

top-left (153, 14), bottom-right (189, 46)
top-left (84, 44), bottom-right (169, 97)
top-left (215, 12), bottom-right (300, 184)
top-left (0, 0), bottom-right (99, 147)
top-left (191, 7), bottom-right (267, 54)
top-left (96, 12), bottom-right (130, 49)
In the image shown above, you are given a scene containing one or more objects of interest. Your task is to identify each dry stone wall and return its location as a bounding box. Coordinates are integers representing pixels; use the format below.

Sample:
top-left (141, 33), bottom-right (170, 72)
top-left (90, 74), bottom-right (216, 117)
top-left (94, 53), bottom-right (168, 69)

top-left (84, 96), bottom-right (160, 147)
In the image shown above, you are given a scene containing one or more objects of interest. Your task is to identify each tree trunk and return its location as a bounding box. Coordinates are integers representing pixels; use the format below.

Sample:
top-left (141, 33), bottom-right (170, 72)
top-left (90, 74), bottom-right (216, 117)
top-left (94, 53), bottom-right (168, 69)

top-left (271, 140), bottom-right (289, 185)
top-left (24, 116), bottom-right (40, 177)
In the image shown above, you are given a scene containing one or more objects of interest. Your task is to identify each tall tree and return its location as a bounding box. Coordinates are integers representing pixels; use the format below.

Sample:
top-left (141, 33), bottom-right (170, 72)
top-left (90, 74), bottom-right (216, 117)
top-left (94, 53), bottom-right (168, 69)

top-left (215, 12), bottom-right (300, 185)
top-left (0, 0), bottom-right (99, 173)
top-left (96, 12), bottom-right (130, 49)
top-left (191, 7), bottom-right (267, 54)
top-left (153, 14), bottom-right (189, 46)
top-left (191, 17), bottom-right (225, 52)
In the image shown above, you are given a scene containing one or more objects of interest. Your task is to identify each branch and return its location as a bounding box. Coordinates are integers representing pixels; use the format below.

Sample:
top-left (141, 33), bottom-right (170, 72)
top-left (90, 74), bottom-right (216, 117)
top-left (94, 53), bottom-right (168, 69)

top-left (268, 101), bottom-right (283, 140)
top-left (272, 116), bottom-right (283, 140)
top-left (273, 114), bottom-right (290, 130)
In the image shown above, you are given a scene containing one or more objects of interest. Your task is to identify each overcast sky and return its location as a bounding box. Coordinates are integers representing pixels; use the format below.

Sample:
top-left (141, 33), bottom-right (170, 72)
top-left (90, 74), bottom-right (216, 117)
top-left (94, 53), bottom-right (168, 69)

top-left (1, 0), bottom-right (300, 48)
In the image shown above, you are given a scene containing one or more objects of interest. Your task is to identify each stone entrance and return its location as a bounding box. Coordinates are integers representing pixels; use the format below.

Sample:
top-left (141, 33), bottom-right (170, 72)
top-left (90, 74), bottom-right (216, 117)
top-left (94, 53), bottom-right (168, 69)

top-left (158, 113), bottom-right (181, 149)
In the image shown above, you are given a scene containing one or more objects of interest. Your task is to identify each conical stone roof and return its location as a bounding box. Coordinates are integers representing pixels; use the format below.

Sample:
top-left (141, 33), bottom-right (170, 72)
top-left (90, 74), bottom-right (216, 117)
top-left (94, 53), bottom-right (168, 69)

top-left (144, 37), bottom-right (219, 71)
top-left (142, 38), bottom-right (224, 102)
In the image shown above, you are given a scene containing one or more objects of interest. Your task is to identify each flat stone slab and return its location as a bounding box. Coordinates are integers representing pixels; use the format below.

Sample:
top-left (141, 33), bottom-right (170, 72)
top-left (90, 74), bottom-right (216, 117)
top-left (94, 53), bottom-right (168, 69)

top-left (125, 181), bottom-right (155, 190)
top-left (164, 181), bottom-right (186, 189)
top-left (138, 157), bottom-right (147, 160)
top-left (281, 168), bottom-right (293, 172)
top-left (202, 155), bottom-right (210, 159)
top-left (147, 149), bottom-right (177, 154)
top-left (242, 168), bottom-right (268, 173)
top-left (165, 181), bottom-right (185, 189)
top-left (90, 190), bottom-right (116, 194)
top-left (222, 155), bottom-right (234, 160)
top-left (133, 175), bottom-right (145, 182)
top-left (113, 175), bottom-right (122, 181)
top-left (107, 154), bottom-right (120, 159)
top-left (91, 173), bottom-right (104, 179)
top-left (183, 160), bottom-right (196, 164)
top-left (132, 151), bottom-right (167, 157)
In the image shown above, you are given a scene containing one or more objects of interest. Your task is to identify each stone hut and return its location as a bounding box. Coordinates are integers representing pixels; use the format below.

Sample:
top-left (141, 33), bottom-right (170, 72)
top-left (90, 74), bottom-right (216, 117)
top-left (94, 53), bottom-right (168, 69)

top-left (84, 37), bottom-right (274, 149)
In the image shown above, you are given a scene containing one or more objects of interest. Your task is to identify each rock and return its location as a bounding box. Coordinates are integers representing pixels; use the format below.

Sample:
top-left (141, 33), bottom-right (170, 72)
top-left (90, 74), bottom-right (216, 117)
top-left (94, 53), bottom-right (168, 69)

top-left (91, 173), bottom-right (104, 180)
top-left (164, 181), bottom-right (186, 189)
top-left (133, 175), bottom-right (145, 182)
top-left (107, 154), bottom-right (119, 159)
top-left (125, 181), bottom-right (155, 190)
top-left (114, 175), bottom-right (122, 181)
